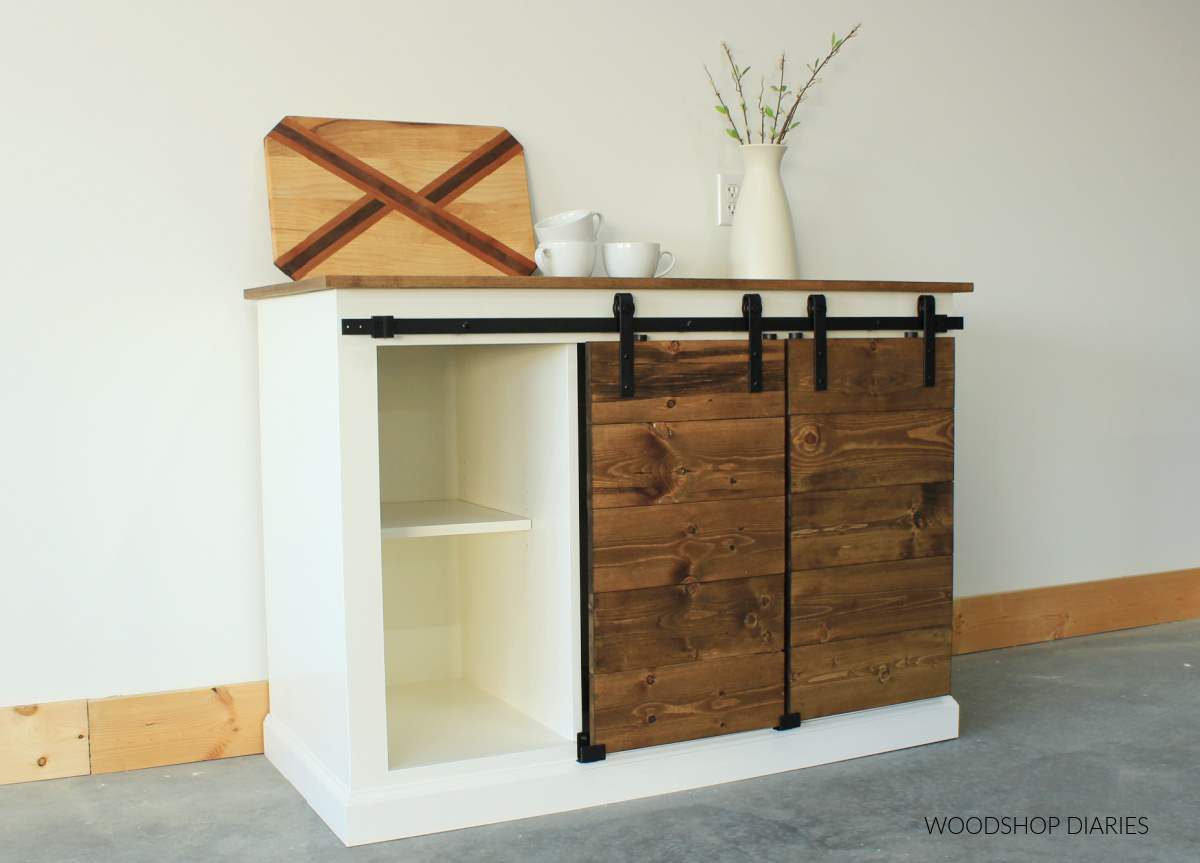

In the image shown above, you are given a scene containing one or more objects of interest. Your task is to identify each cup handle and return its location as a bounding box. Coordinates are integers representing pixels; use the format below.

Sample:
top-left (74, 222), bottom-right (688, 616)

top-left (654, 250), bottom-right (676, 278)
top-left (591, 213), bottom-right (605, 241)
top-left (535, 246), bottom-right (551, 275)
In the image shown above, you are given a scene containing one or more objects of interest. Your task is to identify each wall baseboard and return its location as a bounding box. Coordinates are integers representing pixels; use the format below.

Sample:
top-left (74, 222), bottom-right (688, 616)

top-left (952, 567), bottom-right (1200, 655)
top-left (0, 682), bottom-right (267, 787)
top-left (89, 682), bottom-right (269, 775)
top-left (4, 568), bottom-right (1198, 787)
top-left (0, 700), bottom-right (90, 786)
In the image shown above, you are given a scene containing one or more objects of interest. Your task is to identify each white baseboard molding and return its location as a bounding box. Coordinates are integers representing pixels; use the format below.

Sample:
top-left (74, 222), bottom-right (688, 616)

top-left (266, 697), bottom-right (959, 846)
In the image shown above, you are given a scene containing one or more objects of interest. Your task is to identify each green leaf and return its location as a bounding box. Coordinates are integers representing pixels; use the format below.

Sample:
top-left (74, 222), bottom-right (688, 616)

top-left (835, 39), bottom-right (843, 49)
top-left (790, 122), bottom-right (800, 130)
top-left (742, 66), bottom-right (751, 76)
top-left (764, 106), bottom-right (774, 117)
top-left (726, 128), bottom-right (740, 139)
top-left (715, 105), bottom-right (729, 114)
top-left (832, 32), bottom-right (836, 46)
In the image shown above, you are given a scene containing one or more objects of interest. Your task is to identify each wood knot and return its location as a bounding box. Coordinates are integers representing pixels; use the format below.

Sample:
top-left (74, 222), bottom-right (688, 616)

top-left (666, 398), bottom-right (676, 408)
top-left (728, 544), bottom-right (736, 551)
top-left (759, 595), bottom-right (772, 608)
top-left (686, 523), bottom-right (698, 534)
top-left (744, 613), bottom-right (758, 627)
top-left (803, 432), bottom-right (818, 445)
top-left (729, 477), bottom-right (737, 484)
top-left (645, 674), bottom-right (655, 685)
top-left (669, 341), bottom-right (681, 353)
top-left (869, 339), bottom-right (878, 351)
top-left (37, 757), bottom-right (48, 767)
top-left (761, 630), bottom-right (774, 643)
top-left (878, 664), bottom-right (892, 682)
top-left (647, 715), bottom-right (657, 724)
top-left (685, 582), bottom-right (700, 597)
top-left (14, 705), bottom-right (38, 717)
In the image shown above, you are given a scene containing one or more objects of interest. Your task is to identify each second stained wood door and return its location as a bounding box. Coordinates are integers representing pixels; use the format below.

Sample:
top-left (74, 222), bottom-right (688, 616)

top-left (787, 337), bottom-right (954, 719)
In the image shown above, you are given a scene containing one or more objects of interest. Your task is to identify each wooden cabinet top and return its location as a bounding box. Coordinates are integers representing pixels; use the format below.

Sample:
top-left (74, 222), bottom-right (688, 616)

top-left (245, 275), bottom-right (974, 300)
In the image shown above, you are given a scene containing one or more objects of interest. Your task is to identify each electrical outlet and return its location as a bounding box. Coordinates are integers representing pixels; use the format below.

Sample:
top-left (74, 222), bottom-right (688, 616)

top-left (717, 173), bottom-right (742, 226)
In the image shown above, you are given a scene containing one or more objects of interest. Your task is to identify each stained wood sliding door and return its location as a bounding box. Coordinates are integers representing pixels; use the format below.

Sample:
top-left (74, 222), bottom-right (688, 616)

top-left (787, 338), bottom-right (954, 719)
top-left (583, 340), bottom-right (788, 753)
top-left (581, 335), bottom-right (956, 755)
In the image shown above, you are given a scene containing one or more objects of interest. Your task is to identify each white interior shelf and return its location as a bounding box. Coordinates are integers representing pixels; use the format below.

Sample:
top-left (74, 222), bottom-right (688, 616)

top-left (380, 500), bottom-right (532, 539)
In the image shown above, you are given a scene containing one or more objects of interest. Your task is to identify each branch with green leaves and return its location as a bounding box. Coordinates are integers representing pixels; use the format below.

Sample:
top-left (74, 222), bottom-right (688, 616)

top-left (705, 25), bottom-right (860, 146)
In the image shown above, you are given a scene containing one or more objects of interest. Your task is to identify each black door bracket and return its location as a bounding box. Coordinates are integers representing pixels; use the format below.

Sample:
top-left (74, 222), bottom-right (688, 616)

top-left (614, 292), bottom-right (636, 398)
top-left (808, 294), bottom-right (828, 391)
top-left (743, 293), bottom-right (764, 393)
top-left (918, 294), bottom-right (937, 387)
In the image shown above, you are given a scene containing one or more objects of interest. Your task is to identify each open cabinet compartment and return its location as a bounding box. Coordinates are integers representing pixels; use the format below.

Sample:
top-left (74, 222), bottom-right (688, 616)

top-left (375, 344), bottom-right (580, 770)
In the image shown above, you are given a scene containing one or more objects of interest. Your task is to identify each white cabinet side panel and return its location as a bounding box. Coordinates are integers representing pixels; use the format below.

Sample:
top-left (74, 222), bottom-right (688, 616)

top-left (257, 291), bottom-right (353, 784)
top-left (336, 315), bottom-right (392, 785)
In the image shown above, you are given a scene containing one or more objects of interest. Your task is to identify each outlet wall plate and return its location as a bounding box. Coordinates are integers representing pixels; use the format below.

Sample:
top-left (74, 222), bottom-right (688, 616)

top-left (717, 172), bottom-right (742, 226)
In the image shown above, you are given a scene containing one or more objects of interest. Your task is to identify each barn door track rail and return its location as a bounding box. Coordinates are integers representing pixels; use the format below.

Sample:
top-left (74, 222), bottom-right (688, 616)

top-left (342, 293), bottom-right (964, 396)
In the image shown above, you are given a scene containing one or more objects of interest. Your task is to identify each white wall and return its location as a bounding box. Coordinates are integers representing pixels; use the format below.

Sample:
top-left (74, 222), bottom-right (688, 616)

top-left (2, 0), bottom-right (1198, 706)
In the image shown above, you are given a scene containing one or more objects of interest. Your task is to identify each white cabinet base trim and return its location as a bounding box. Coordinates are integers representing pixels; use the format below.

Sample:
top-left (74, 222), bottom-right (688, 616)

top-left (266, 696), bottom-right (959, 846)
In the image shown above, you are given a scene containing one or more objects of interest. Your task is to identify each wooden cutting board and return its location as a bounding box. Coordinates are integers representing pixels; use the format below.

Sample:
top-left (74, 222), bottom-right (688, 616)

top-left (264, 116), bottom-right (536, 279)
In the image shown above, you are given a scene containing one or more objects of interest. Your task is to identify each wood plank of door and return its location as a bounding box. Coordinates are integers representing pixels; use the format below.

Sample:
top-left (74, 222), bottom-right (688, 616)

top-left (790, 482), bottom-right (953, 570)
top-left (591, 497), bottom-right (786, 592)
top-left (789, 626), bottom-right (952, 720)
top-left (788, 338), bottom-right (954, 414)
top-left (588, 340), bottom-right (786, 424)
top-left (590, 417), bottom-right (786, 508)
top-left (791, 556), bottom-right (953, 646)
top-left (592, 652), bottom-right (785, 753)
top-left (592, 574), bottom-right (784, 674)
top-left (789, 409), bottom-right (954, 492)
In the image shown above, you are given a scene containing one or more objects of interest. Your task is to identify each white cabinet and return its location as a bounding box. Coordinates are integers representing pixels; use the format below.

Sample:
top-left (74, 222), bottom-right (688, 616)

top-left (251, 279), bottom-right (962, 846)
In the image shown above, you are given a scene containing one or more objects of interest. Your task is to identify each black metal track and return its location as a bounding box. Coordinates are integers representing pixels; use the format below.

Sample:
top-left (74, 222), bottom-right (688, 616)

top-left (344, 313), bottom-right (964, 337)
top-left (346, 293), bottom-right (964, 395)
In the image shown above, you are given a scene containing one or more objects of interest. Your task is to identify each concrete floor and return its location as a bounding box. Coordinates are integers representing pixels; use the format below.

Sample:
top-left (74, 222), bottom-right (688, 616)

top-left (3, 620), bottom-right (1198, 863)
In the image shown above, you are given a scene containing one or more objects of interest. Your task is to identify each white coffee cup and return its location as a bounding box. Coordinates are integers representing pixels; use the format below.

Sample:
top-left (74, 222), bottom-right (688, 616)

top-left (535, 242), bottom-right (597, 277)
top-left (601, 242), bottom-right (676, 278)
top-left (534, 210), bottom-right (604, 244)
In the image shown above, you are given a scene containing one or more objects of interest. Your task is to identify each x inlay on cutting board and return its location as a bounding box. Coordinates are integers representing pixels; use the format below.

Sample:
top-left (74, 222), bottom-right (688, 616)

top-left (265, 117), bottom-right (537, 278)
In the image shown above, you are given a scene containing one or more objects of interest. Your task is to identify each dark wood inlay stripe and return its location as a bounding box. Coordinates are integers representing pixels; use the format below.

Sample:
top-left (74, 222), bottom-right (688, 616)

top-left (420, 130), bottom-right (523, 205)
top-left (268, 119), bottom-right (535, 275)
top-left (275, 196), bottom-right (389, 278)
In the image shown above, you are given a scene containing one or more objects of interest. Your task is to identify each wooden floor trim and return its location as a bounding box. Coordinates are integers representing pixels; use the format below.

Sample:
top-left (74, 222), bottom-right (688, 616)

top-left (0, 682), bottom-right (267, 786)
top-left (953, 567), bottom-right (1200, 654)
top-left (4, 568), bottom-right (1199, 787)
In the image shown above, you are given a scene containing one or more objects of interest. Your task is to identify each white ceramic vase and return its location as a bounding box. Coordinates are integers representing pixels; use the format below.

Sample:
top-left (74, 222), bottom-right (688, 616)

top-left (728, 143), bottom-right (799, 279)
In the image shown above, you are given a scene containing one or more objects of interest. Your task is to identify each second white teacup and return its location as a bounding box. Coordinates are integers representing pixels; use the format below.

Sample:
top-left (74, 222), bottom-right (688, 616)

top-left (601, 242), bottom-right (676, 278)
top-left (534, 210), bottom-right (604, 244)
top-left (535, 242), bottom-right (597, 277)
